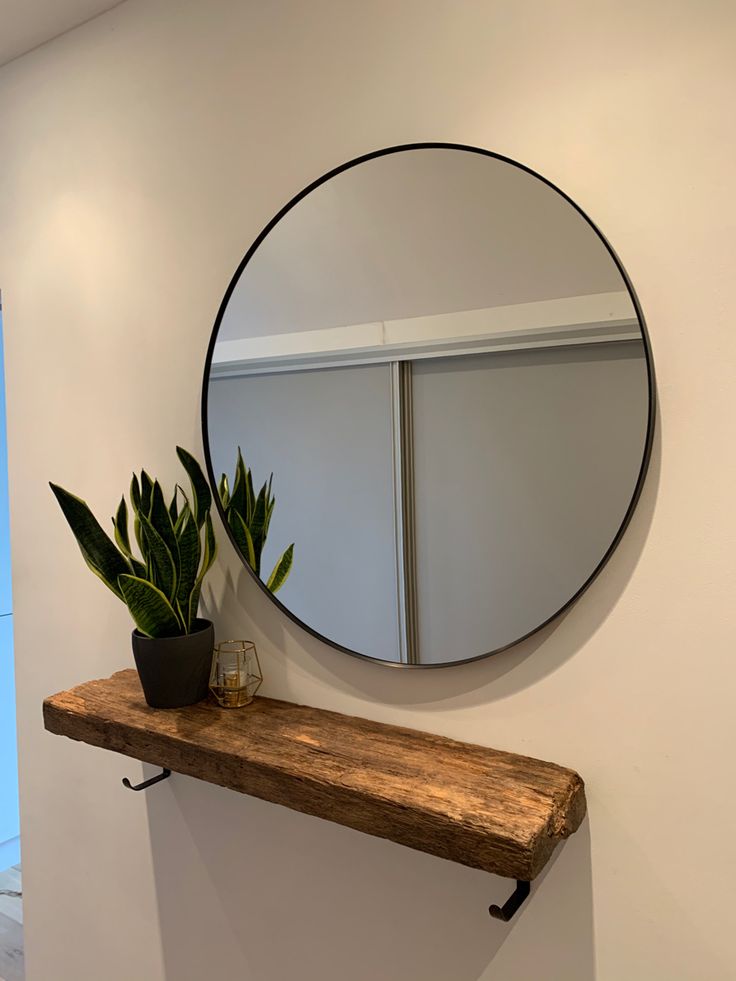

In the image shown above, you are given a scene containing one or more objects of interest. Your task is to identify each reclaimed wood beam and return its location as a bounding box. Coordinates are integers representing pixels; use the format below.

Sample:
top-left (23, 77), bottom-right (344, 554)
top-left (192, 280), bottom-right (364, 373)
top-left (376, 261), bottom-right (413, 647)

top-left (44, 669), bottom-right (586, 881)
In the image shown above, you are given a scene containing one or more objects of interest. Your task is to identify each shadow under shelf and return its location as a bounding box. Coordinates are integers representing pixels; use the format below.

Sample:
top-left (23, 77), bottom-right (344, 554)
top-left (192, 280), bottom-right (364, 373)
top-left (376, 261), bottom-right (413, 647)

top-left (43, 669), bottom-right (586, 921)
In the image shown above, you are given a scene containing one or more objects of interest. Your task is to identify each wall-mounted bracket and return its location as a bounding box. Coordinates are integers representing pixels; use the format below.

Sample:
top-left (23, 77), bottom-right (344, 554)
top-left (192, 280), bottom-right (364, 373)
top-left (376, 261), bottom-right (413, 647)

top-left (489, 880), bottom-right (531, 921)
top-left (122, 768), bottom-right (171, 792)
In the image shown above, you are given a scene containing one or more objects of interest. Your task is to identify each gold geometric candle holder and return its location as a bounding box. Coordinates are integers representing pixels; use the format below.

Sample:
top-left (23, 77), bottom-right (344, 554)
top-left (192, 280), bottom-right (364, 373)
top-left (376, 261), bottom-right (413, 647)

top-left (209, 640), bottom-right (263, 708)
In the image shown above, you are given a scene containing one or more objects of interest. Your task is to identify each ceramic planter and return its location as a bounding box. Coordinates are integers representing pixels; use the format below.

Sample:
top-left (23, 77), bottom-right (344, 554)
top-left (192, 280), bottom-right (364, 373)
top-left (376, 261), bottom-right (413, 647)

top-left (131, 618), bottom-right (214, 708)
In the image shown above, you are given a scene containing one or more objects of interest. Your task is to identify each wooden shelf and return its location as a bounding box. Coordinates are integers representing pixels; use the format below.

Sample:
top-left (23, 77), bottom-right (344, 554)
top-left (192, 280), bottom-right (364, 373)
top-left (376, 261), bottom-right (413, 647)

top-left (43, 669), bottom-right (586, 882)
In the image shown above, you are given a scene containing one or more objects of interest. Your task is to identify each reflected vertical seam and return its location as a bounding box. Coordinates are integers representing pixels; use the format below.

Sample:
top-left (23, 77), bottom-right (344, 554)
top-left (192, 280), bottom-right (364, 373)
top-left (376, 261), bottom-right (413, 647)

top-left (391, 361), bottom-right (419, 664)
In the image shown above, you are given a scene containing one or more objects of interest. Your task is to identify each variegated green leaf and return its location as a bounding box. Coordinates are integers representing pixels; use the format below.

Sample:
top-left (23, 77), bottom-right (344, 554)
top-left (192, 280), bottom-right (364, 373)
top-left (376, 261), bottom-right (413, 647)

top-left (118, 574), bottom-right (183, 638)
top-left (138, 510), bottom-right (177, 602)
top-left (168, 486), bottom-right (179, 525)
top-left (112, 502), bottom-right (146, 579)
top-left (218, 473), bottom-right (230, 509)
top-left (228, 447), bottom-right (248, 521)
top-left (188, 512), bottom-right (217, 629)
top-left (176, 505), bottom-right (201, 607)
top-left (129, 556), bottom-right (147, 579)
top-left (133, 514), bottom-right (143, 556)
top-left (266, 543), bottom-right (294, 594)
top-left (174, 492), bottom-right (189, 535)
top-left (187, 583), bottom-right (202, 632)
top-left (130, 474), bottom-right (141, 513)
top-left (150, 480), bottom-right (180, 571)
top-left (176, 446), bottom-right (211, 529)
top-left (228, 509), bottom-right (256, 571)
top-left (202, 511), bottom-right (217, 577)
top-left (250, 482), bottom-right (269, 574)
top-left (245, 463), bottom-right (255, 525)
top-left (50, 483), bottom-right (130, 600)
top-left (263, 475), bottom-right (275, 538)
top-left (53, 449), bottom-right (216, 638)
top-left (140, 470), bottom-right (154, 517)
top-left (113, 495), bottom-right (132, 558)
top-left (79, 542), bottom-right (127, 599)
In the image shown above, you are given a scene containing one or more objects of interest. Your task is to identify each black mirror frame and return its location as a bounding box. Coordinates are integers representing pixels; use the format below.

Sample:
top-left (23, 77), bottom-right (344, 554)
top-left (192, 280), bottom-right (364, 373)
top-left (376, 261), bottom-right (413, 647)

top-left (201, 142), bottom-right (657, 669)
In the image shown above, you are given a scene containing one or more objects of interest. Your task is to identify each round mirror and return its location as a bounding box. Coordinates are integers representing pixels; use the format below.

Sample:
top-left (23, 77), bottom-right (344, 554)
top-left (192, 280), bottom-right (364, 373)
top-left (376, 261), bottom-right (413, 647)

top-left (203, 144), bottom-right (654, 667)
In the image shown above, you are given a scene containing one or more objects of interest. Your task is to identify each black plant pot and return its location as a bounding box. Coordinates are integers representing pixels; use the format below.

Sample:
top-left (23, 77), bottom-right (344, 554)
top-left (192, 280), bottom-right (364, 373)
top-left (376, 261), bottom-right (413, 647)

top-left (131, 619), bottom-right (214, 709)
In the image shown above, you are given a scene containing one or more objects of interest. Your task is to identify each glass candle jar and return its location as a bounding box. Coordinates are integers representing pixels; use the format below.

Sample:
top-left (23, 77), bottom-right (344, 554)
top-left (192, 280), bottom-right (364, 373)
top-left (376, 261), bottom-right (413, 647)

top-left (209, 640), bottom-right (262, 708)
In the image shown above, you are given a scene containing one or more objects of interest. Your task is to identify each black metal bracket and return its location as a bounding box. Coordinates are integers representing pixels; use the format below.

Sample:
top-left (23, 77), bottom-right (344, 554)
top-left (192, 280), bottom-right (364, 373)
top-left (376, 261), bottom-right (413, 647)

top-left (119, 766), bottom-right (528, 922)
top-left (489, 880), bottom-right (530, 921)
top-left (122, 768), bottom-right (172, 792)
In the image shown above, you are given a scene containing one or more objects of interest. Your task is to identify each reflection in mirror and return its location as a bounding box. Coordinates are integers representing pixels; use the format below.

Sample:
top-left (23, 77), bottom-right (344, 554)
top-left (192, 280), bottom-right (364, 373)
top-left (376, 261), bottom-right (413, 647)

top-left (205, 145), bottom-right (653, 666)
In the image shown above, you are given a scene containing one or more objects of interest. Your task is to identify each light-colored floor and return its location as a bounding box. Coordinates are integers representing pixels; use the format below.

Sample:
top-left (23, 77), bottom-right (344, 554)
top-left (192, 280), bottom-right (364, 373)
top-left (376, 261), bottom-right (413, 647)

top-left (0, 865), bottom-right (23, 981)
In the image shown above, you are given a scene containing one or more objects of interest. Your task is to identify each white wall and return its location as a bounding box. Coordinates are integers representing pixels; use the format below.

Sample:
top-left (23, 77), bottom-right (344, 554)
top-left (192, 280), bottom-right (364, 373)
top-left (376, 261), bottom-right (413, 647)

top-left (0, 307), bottom-right (19, 869)
top-left (0, 1), bottom-right (734, 979)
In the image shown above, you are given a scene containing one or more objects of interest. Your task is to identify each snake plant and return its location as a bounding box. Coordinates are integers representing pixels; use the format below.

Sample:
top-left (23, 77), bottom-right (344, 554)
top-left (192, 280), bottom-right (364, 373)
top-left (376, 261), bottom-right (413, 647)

top-left (50, 447), bottom-right (217, 638)
top-left (218, 447), bottom-right (294, 594)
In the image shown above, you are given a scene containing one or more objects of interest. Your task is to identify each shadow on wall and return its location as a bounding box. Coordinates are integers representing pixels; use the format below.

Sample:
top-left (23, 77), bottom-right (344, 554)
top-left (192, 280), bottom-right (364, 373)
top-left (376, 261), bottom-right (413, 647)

top-left (145, 772), bottom-right (594, 981)
top-left (155, 403), bottom-right (659, 980)
top-left (142, 425), bottom-right (662, 981)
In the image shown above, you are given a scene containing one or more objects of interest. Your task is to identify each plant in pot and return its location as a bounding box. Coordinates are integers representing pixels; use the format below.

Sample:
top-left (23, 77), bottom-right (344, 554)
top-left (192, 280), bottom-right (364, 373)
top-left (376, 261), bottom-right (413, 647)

top-left (50, 447), bottom-right (217, 709)
top-left (217, 446), bottom-right (294, 593)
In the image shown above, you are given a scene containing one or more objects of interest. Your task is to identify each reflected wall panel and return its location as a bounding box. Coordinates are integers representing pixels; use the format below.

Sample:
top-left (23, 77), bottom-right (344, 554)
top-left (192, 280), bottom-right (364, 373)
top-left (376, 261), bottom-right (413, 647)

top-left (208, 364), bottom-right (400, 661)
top-left (411, 342), bottom-right (649, 663)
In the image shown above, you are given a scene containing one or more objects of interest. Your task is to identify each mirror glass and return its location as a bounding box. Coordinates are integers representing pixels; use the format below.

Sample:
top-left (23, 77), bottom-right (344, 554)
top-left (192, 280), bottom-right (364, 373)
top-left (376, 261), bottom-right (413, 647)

top-left (204, 145), bottom-right (653, 666)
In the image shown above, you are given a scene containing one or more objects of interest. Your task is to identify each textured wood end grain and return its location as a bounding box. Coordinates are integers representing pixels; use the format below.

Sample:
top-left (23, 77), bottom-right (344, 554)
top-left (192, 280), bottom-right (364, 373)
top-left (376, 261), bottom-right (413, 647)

top-left (44, 669), bottom-right (586, 881)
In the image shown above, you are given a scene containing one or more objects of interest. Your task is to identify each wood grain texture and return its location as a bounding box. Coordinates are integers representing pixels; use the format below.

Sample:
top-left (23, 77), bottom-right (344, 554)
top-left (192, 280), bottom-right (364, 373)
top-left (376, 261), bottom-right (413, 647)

top-left (43, 670), bottom-right (586, 881)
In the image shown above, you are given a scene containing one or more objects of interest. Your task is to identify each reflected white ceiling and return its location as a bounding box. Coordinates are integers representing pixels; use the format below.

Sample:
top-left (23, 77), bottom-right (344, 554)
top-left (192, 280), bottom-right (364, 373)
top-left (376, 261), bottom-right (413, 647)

top-left (219, 148), bottom-right (626, 343)
top-left (0, 0), bottom-right (122, 68)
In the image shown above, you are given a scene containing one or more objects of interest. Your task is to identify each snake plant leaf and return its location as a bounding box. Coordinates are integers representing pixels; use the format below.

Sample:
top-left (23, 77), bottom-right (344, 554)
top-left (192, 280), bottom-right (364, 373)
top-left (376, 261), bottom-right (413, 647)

top-left (202, 511), bottom-right (217, 576)
top-left (113, 495), bottom-right (132, 557)
top-left (50, 483), bottom-right (130, 600)
top-left (186, 581), bottom-right (201, 633)
top-left (176, 446), bottom-right (211, 529)
top-left (150, 480), bottom-right (180, 568)
top-left (173, 486), bottom-right (191, 535)
top-left (187, 512), bottom-right (217, 629)
top-left (52, 449), bottom-right (215, 637)
top-left (111, 501), bottom-right (146, 581)
top-left (220, 448), bottom-right (294, 588)
top-left (133, 515), bottom-right (144, 559)
top-left (262, 475), bottom-right (275, 539)
top-left (168, 486), bottom-right (179, 525)
top-left (78, 542), bottom-right (127, 599)
top-left (218, 473), bottom-right (230, 509)
top-left (138, 510), bottom-right (177, 602)
top-left (133, 518), bottom-right (142, 556)
top-left (130, 473), bottom-right (146, 553)
top-left (176, 505), bottom-right (201, 606)
top-left (118, 574), bottom-right (183, 638)
top-left (245, 462), bottom-right (255, 525)
top-left (174, 509), bottom-right (187, 536)
top-left (130, 474), bottom-right (141, 513)
top-left (266, 543), bottom-right (294, 593)
top-left (228, 509), bottom-right (256, 571)
top-left (128, 555), bottom-right (147, 579)
top-left (250, 482), bottom-right (269, 574)
top-left (228, 448), bottom-right (248, 521)
top-left (175, 597), bottom-right (187, 630)
top-left (140, 471), bottom-right (154, 517)
top-left (186, 584), bottom-right (202, 633)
